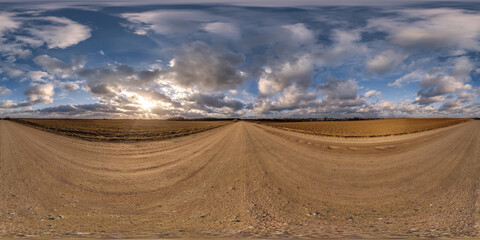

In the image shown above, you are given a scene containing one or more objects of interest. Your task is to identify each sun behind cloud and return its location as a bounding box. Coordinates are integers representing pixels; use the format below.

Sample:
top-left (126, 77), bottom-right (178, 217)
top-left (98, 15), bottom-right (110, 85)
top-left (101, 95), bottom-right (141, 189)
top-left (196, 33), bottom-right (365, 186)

top-left (137, 96), bottom-right (156, 112)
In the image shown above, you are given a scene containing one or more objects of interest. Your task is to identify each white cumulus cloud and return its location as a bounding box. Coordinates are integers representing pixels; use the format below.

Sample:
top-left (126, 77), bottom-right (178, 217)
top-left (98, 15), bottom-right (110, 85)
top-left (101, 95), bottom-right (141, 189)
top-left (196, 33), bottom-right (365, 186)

top-left (0, 86), bottom-right (12, 95)
top-left (369, 8), bottom-right (480, 50)
top-left (366, 50), bottom-right (406, 75)
top-left (25, 16), bottom-right (91, 49)
top-left (24, 83), bottom-right (55, 104)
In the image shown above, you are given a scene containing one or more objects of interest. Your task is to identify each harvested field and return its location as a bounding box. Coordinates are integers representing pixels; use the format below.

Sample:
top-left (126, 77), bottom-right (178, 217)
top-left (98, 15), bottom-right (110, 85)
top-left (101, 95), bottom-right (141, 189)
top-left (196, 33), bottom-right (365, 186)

top-left (11, 119), bottom-right (231, 142)
top-left (260, 118), bottom-right (472, 137)
top-left (1, 119), bottom-right (479, 239)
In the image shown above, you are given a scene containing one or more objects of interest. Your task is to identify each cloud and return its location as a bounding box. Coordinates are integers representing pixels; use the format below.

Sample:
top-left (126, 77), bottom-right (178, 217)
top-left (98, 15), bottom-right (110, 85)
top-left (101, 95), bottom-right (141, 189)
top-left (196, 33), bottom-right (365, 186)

top-left (29, 55), bottom-right (182, 113)
top-left (366, 50), bottom-right (406, 75)
top-left (0, 13), bottom-right (91, 61)
top-left (37, 104), bottom-right (78, 114)
top-left (368, 8), bottom-right (480, 50)
top-left (27, 71), bottom-right (52, 82)
top-left (33, 55), bottom-right (84, 78)
top-left (0, 86), bottom-right (12, 95)
top-left (451, 56), bottom-right (474, 77)
top-left (77, 65), bottom-right (161, 98)
top-left (0, 12), bottom-right (19, 33)
top-left (414, 57), bottom-right (474, 105)
top-left (253, 84), bottom-right (318, 114)
top-left (322, 30), bottom-right (367, 64)
top-left (188, 93), bottom-right (245, 111)
top-left (0, 12), bottom-right (28, 61)
top-left (2, 0), bottom-right (478, 9)
top-left (131, 88), bottom-right (179, 106)
top-left (23, 16), bottom-right (91, 49)
top-left (389, 71), bottom-right (423, 87)
top-left (258, 54), bottom-right (314, 95)
top-left (203, 22), bottom-right (239, 39)
top-left (0, 66), bottom-right (23, 77)
top-left (31, 103), bottom-right (143, 118)
top-left (122, 10), bottom-right (217, 35)
top-left (364, 89), bottom-right (381, 98)
top-left (390, 57), bottom-right (477, 109)
top-left (439, 99), bottom-right (462, 112)
top-left (165, 41), bottom-right (247, 90)
top-left (253, 78), bottom-right (367, 115)
top-left (378, 100), bottom-right (426, 116)
top-left (0, 42), bottom-right (32, 61)
top-left (39, 103), bottom-right (122, 114)
top-left (24, 83), bottom-right (55, 104)
top-left (281, 23), bottom-right (315, 44)
top-left (56, 80), bottom-right (81, 93)
top-left (319, 78), bottom-right (365, 107)
top-left (0, 100), bottom-right (34, 109)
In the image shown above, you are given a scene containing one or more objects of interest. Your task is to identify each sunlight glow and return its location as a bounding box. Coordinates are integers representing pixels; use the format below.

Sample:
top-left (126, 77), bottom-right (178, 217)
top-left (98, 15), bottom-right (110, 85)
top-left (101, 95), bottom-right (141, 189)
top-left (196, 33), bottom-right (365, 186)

top-left (137, 96), bottom-right (156, 111)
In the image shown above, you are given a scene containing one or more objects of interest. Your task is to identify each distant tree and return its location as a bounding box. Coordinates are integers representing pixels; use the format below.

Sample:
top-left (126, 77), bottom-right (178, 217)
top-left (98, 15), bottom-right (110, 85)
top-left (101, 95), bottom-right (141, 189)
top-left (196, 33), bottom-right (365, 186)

top-left (168, 117), bottom-right (186, 121)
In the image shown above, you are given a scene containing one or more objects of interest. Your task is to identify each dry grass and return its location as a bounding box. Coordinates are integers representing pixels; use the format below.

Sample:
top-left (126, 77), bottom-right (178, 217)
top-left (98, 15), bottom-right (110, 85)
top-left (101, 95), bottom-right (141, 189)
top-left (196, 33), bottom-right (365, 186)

top-left (11, 118), bottom-right (231, 142)
top-left (260, 118), bottom-right (472, 137)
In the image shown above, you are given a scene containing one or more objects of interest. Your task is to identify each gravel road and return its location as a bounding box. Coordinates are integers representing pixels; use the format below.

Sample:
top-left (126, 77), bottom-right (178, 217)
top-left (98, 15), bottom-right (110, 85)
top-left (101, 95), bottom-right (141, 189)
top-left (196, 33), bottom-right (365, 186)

top-left (1, 120), bottom-right (479, 239)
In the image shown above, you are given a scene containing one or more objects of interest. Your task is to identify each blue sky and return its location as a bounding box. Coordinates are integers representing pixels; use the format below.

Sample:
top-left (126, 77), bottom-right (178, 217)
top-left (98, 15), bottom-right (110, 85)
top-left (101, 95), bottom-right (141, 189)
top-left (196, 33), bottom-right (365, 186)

top-left (0, 1), bottom-right (479, 118)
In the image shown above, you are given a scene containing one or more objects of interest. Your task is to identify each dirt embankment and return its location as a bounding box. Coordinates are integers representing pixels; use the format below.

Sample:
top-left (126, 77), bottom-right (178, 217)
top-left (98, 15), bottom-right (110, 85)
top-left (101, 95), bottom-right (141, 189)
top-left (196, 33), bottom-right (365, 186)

top-left (1, 120), bottom-right (479, 239)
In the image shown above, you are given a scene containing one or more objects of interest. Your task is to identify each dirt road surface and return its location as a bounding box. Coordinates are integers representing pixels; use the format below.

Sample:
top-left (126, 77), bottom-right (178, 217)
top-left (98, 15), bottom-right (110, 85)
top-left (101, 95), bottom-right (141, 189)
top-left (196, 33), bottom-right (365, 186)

top-left (1, 120), bottom-right (480, 239)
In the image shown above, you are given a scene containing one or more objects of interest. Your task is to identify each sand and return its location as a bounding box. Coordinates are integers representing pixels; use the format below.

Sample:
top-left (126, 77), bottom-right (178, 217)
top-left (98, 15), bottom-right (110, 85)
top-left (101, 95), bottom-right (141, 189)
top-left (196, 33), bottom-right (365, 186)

top-left (1, 120), bottom-right (479, 239)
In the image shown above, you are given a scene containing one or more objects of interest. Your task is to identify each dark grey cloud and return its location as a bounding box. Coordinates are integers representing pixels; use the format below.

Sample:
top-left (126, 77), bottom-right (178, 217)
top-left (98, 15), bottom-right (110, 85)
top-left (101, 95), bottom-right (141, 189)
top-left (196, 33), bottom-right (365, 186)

top-left (188, 93), bottom-right (245, 111)
top-left (414, 57), bottom-right (473, 105)
top-left (77, 65), bottom-right (161, 98)
top-left (61, 81), bottom-right (80, 92)
top-left (439, 99), bottom-right (462, 111)
top-left (166, 41), bottom-right (247, 90)
top-left (253, 77), bottom-right (371, 115)
top-left (32, 102), bottom-right (156, 118)
top-left (319, 78), bottom-right (365, 107)
top-left (38, 104), bottom-right (77, 113)
top-left (0, 100), bottom-right (34, 109)
top-left (38, 103), bottom-right (124, 115)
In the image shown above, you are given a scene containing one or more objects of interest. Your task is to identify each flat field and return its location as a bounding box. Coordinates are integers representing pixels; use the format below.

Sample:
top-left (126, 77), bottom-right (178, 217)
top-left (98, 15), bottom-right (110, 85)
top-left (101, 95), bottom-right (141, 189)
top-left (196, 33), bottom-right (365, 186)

top-left (11, 118), bottom-right (231, 141)
top-left (260, 118), bottom-right (472, 137)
